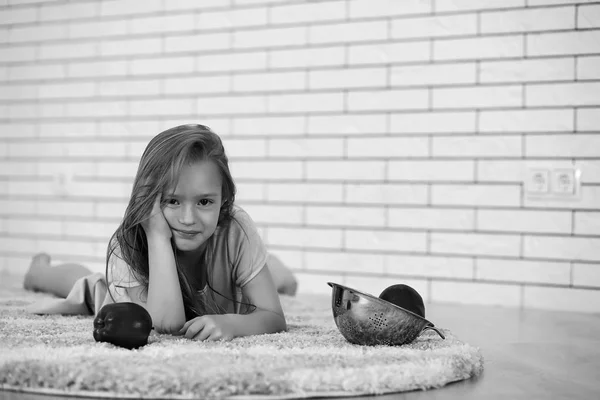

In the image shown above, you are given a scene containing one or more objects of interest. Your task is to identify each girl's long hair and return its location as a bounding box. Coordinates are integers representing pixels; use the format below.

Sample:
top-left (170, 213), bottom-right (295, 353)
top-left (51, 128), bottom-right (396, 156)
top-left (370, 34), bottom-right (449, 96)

top-left (105, 124), bottom-right (239, 320)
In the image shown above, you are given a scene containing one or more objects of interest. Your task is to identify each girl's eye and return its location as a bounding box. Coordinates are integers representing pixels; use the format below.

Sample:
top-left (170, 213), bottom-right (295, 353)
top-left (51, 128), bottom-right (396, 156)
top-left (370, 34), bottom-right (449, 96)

top-left (166, 198), bottom-right (179, 205)
top-left (198, 199), bottom-right (213, 206)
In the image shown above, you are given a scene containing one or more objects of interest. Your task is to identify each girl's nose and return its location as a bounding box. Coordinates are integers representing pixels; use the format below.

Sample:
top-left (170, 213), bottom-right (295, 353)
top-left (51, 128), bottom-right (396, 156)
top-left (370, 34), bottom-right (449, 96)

top-left (178, 205), bottom-right (196, 225)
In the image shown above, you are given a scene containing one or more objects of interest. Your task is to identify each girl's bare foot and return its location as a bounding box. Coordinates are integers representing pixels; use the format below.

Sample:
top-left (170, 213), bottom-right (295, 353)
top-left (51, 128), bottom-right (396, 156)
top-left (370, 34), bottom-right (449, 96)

top-left (23, 253), bottom-right (51, 291)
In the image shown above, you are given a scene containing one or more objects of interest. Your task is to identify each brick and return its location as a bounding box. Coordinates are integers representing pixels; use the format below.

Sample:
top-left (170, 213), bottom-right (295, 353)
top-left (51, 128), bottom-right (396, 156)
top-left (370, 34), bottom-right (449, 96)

top-left (130, 14), bottom-right (195, 34)
top-left (98, 79), bottom-right (161, 97)
top-left (432, 135), bottom-right (522, 157)
top-left (527, 0), bottom-right (587, 5)
top-left (38, 200), bottom-right (95, 218)
top-left (9, 24), bottom-right (68, 43)
top-left (577, 107), bottom-right (600, 131)
top-left (165, 32), bottom-right (230, 53)
top-left (431, 281), bottom-right (521, 308)
top-left (528, 30), bottom-right (600, 56)
top-left (96, 161), bottom-right (138, 178)
top-left (307, 205), bottom-right (386, 228)
top-left (0, 161), bottom-right (36, 176)
top-left (577, 160), bottom-right (600, 184)
top-left (68, 60), bottom-right (128, 78)
top-left (304, 251), bottom-right (385, 274)
top-left (524, 235), bottom-right (600, 262)
top-left (197, 95), bottom-right (266, 115)
top-left (0, 123), bottom-right (36, 138)
top-left (8, 103), bottom-right (39, 119)
top-left (271, 1), bottom-right (345, 23)
top-left (578, 56), bottom-right (600, 79)
top-left (37, 238), bottom-right (98, 258)
top-left (96, 201), bottom-right (128, 219)
top-left (431, 232), bottom-right (521, 257)
top-left (477, 258), bottom-right (570, 285)
top-left (391, 111), bottom-right (476, 134)
top-left (130, 98), bottom-right (194, 117)
top-left (233, 71), bottom-right (306, 92)
top-left (308, 114), bottom-right (387, 136)
top-left (0, 84), bottom-right (37, 100)
top-left (36, 161), bottom-right (95, 178)
top-left (309, 21), bottom-right (388, 44)
top-left (234, 26), bottom-right (306, 49)
top-left (8, 180), bottom-right (56, 196)
top-left (67, 142), bottom-right (127, 158)
top-left (199, 51), bottom-right (268, 72)
top-left (39, 42), bottom-right (97, 60)
top-left (270, 46), bottom-right (345, 68)
top-left (432, 184), bottom-right (521, 207)
top-left (347, 136), bottom-right (429, 158)
top-left (433, 85), bottom-right (523, 109)
top-left (574, 212), bottom-right (600, 235)
top-left (38, 82), bottom-right (96, 99)
top-left (389, 160), bottom-right (474, 182)
top-left (345, 183), bottom-right (428, 205)
top-left (198, 7), bottom-right (268, 30)
top-left (479, 109), bottom-right (574, 132)
top-left (99, 38), bottom-right (162, 57)
top-left (233, 203), bottom-right (303, 225)
top-left (100, 0), bottom-right (161, 16)
top-left (389, 207), bottom-right (474, 230)
top-left (526, 82), bottom-right (600, 106)
top-left (0, 237), bottom-right (38, 254)
top-left (230, 161), bottom-right (303, 180)
top-left (69, 19), bottom-right (129, 39)
top-left (385, 254), bottom-right (473, 279)
top-left (572, 262), bottom-right (600, 288)
top-left (435, 0), bottom-right (525, 11)
top-left (306, 161), bottom-right (386, 181)
top-left (309, 67), bottom-right (386, 90)
top-left (524, 185), bottom-right (600, 210)
top-left (98, 121), bottom-right (161, 138)
top-left (578, 4), bottom-right (600, 28)
top-left (0, 45), bottom-right (36, 62)
top-left (131, 56), bottom-right (195, 75)
top-left (67, 181), bottom-right (133, 199)
top-left (232, 116), bottom-right (305, 136)
top-left (479, 209), bottom-right (572, 234)
top-left (8, 63), bottom-right (66, 81)
top-left (392, 62), bottom-right (477, 86)
top-left (351, 0), bottom-right (431, 17)
top-left (392, 14), bottom-right (477, 39)
top-left (9, 142), bottom-right (65, 158)
top-left (266, 182), bottom-right (343, 203)
top-left (268, 138), bottom-right (344, 158)
top-left (348, 41), bottom-right (430, 65)
top-left (526, 134), bottom-right (600, 157)
top-left (293, 271), bottom-right (343, 295)
top-left (345, 229), bottom-right (427, 252)
top-left (64, 220), bottom-right (117, 239)
top-left (0, 6), bottom-right (37, 25)
top-left (165, 75), bottom-right (229, 95)
top-left (481, 7), bottom-right (574, 33)
top-left (434, 35), bottom-right (524, 61)
top-left (40, 2), bottom-right (97, 21)
top-left (266, 226), bottom-right (343, 249)
top-left (348, 89), bottom-right (429, 111)
top-left (480, 57), bottom-right (575, 83)
top-left (523, 286), bottom-right (600, 313)
top-left (221, 138), bottom-right (267, 158)
top-left (268, 93), bottom-right (343, 113)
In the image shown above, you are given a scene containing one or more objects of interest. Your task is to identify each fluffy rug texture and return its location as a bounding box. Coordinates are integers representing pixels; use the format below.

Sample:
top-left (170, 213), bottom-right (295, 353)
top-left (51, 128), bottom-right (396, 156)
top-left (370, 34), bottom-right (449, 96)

top-left (0, 277), bottom-right (484, 399)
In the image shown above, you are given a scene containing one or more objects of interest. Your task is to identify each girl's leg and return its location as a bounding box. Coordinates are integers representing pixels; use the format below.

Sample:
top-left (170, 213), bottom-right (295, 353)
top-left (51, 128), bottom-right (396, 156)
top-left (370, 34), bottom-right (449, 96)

top-left (267, 253), bottom-right (298, 296)
top-left (23, 253), bottom-right (93, 299)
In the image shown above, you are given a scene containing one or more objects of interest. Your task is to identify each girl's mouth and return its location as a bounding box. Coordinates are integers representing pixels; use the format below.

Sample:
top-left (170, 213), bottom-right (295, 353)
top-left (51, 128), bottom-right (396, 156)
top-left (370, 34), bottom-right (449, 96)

top-left (174, 229), bottom-right (201, 238)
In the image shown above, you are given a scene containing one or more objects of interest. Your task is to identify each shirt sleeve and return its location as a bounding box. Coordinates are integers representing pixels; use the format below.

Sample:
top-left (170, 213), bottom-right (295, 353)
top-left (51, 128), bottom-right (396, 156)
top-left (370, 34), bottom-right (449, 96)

top-left (106, 246), bottom-right (144, 303)
top-left (228, 208), bottom-right (268, 288)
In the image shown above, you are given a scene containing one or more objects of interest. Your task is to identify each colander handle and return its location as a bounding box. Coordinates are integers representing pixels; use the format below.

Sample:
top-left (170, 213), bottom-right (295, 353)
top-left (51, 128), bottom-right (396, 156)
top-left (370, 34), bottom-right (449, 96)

top-left (422, 325), bottom-right (445, 340)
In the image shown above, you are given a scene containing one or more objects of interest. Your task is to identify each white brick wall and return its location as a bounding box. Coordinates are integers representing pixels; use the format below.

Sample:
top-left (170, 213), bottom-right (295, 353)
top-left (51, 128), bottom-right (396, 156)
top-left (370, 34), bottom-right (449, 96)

top-left (0, 0), bottom-right (599, 314)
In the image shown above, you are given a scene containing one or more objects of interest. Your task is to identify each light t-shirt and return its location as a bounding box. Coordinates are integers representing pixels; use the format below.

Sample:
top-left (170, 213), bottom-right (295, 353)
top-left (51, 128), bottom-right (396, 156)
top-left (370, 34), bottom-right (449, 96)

top-left (103, 206), bottom-right (268, 315)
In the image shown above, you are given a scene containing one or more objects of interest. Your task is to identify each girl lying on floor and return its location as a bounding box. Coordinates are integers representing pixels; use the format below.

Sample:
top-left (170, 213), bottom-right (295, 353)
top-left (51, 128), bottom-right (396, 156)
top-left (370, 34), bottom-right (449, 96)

top-left (23, 124), bottom-right (298, 341)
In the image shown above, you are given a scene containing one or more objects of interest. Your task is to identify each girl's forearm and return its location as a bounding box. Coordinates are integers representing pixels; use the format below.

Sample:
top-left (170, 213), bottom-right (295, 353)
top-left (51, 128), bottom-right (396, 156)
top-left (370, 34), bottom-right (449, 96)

top-left (233, 310), bottom-right (287, 338)
top-left (146, 236), bottom-right (186, 333)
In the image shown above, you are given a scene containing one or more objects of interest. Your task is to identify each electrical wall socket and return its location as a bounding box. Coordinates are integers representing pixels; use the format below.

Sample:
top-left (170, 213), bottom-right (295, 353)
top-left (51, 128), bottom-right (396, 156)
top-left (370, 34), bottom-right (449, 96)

top-left (525, 167), bottom-right (581, 200)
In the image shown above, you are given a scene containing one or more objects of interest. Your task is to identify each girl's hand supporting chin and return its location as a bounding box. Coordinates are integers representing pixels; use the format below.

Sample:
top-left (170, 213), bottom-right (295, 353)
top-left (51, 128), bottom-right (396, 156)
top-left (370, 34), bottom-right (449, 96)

top-left (142, 193), bottom-right (172, 240)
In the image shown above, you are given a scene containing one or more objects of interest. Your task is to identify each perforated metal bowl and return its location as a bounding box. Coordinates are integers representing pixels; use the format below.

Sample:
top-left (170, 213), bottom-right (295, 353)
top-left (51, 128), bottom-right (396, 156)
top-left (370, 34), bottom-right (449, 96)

top-left (328, 282), bottom-right (445, 346)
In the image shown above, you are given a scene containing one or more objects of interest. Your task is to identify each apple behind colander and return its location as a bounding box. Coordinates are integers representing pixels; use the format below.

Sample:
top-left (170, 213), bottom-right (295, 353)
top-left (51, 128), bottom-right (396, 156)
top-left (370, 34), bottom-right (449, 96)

top-left (328, 282), bottom-right (445, 346)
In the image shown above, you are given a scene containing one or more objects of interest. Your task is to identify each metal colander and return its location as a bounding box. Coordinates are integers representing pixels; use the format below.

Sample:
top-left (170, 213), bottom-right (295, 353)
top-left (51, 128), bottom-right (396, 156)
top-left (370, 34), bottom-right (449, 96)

top-left (328, 282), bottom-right (445, 346)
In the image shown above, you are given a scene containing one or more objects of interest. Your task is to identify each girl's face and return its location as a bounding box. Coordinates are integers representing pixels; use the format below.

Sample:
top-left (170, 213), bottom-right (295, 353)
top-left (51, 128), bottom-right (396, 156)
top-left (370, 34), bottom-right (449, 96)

top-left (162, 160), bottom-right (223, 254)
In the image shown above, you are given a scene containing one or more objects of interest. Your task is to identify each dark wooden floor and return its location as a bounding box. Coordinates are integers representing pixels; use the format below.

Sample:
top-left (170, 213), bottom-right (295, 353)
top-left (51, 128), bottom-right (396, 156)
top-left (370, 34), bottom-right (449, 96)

top-left (2, 301), bottom-right (599, 400)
